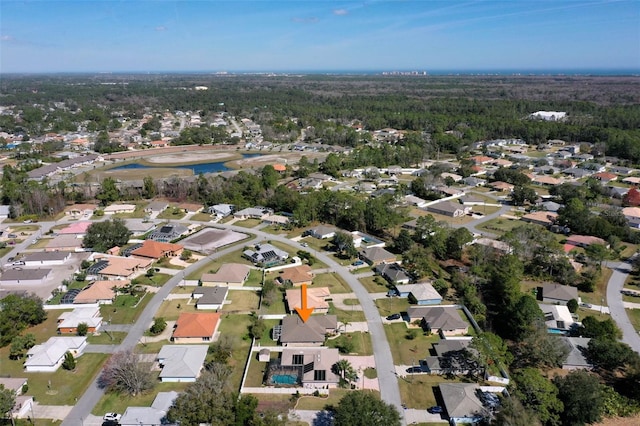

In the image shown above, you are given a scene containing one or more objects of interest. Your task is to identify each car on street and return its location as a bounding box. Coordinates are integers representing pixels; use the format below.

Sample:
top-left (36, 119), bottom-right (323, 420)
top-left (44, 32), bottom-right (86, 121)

top-left (7, 257), bottom-right (14, 262)
top-left (103, 413), bottom-right (121, 422)
top-left (386, 313), bottom-right (401, 320)
top-left (427, 406), bottom-right (443, 414)
top-left (300, 242), bottom-right (308, 247)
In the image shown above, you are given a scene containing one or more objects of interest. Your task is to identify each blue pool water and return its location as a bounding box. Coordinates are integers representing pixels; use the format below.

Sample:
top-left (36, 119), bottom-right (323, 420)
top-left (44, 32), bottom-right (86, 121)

top-left (111, 153), bottom-right (263, 174)
top-left (271, 374), bottom-right (297, 385)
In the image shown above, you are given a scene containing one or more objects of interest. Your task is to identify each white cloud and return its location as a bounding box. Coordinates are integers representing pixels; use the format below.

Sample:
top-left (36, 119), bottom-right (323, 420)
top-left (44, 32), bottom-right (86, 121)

top-left (0, 35), bottom-right (15, 42)
top-left (155, 26), bottom-right (167, 32)
top-left (333, 9), bottom-right (349, 16)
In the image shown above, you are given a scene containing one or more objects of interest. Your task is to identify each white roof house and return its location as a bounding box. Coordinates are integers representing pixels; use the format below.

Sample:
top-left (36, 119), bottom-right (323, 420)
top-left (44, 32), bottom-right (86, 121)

top-left (25, 337), bottom-right (87, 372)
top-left (57, 307), bottom-right (102, 333)
top-left (120, 391), bottom-right (179, 426)
top-left (157, 345), bottom-right (208, 382)
top-left (103, 204), bottom-right (136, 214)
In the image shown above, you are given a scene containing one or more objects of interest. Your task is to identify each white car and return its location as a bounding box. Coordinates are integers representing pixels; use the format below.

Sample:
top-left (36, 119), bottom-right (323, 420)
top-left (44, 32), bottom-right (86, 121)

top-left (103, 413), bottom-right (121, 422)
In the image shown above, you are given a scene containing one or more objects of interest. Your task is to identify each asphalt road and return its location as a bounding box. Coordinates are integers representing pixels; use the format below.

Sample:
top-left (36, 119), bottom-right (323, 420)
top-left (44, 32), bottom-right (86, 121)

top-left (605, 260), bottom-right (640, 353)
top-left (61, 235), bottom-right (259, 426)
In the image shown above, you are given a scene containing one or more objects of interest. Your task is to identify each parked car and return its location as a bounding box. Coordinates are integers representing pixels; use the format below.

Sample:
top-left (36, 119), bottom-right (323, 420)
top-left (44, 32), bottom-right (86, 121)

top-left (300, 242), bottom-right (308, 247)
top-left (7, 257), bottom-right (14, 262)
top-left (103, 413), bottom-right (122, 422)
top-left (7, 234), bottom-right (17, 239)
top-left (386, 313), bottom-right (401, 321)
top-left (406, 366), bottom-right (423, 374)
top-left (427, 406), bottom-right (443, 414)
top-left (580, 302), bottom-right (593, 308)
top-left (351, 260), bottom-right (365, 267)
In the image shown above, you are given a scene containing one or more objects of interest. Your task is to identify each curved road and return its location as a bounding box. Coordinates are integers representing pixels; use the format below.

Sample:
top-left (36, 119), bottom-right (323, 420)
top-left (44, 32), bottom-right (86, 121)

top-left (605, 260), bottom-right (640, 353)
top-left (61, 235), bottom-right (259, 426)
top-left (54, 220), bottom-right (405, 425)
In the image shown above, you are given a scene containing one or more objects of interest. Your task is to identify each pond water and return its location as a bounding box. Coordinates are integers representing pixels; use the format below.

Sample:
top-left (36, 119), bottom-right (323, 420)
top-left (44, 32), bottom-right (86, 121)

top-left (111, 153), bottom-right (263, 174)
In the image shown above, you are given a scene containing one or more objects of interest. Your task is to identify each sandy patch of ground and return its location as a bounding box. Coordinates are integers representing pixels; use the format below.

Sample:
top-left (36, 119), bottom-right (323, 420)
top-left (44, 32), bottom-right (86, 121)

top-left (145, 152), bottom-right (236, 164)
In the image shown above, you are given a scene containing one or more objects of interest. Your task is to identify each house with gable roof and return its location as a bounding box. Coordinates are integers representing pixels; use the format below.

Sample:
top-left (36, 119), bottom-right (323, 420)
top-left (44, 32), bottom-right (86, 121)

top-left (156, 345), bottom-right (208, 382)
top-left (172, 312), bottom-right (221, 343)
top-left (24, 336), bottom-right (87, 372)
top-left (279, 315), bottom-right (337, 347)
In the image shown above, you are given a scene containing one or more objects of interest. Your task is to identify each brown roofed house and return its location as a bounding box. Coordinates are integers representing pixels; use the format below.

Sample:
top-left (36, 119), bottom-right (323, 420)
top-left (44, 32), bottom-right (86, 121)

top-left (201, 263), bottom-right (251, 287)
top-left (73, 280), bottom-right (130, 304)
top-left (285, 287), bottom-right (331, 314)
top-left (279, 315), bottom-right (337, 347)
top-left (277, 265), bottom-right (314, 287)
top-left (521, 211), bottom-right (558, 227)
top-left (407, 306), bottom-right (469, 336)
top-left (131, 240), bottom-right (184, 260)
top-left (92, 254), bottom-right (153, 279)
top-left (358, 246), bottom-right (397, 266)
top-left (172, 312), bottom-right (221, 344)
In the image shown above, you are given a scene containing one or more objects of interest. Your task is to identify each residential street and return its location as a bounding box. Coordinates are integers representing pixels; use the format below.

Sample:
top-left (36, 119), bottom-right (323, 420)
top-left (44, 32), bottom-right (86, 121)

top-left (606, 261), bottom-right (640, 353)
top-left (60, 235), bottom-right (260, 426)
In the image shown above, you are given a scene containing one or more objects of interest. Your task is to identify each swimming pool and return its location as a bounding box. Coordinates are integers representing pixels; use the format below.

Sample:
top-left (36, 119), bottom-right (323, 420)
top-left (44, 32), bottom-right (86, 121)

top-left (271, 374), bottom-right (297, 385)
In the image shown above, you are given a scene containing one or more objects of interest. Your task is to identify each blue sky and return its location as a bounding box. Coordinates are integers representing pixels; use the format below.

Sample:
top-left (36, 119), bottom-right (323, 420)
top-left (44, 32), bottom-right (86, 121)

top-left (1, 0), bottom-right (638, 73)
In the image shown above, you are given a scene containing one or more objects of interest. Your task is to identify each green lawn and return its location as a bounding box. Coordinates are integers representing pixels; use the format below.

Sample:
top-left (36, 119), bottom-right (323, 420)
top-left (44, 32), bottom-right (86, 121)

top-left (299, 236), bottom-right (333, 253)
top-left (295, 389), bottom-right (380, 410)
top-left (359, 276), bottom-right (390, 293)
top-left (87, 331), bottom-right (127, 344)
top-left (92, 378), bottom-right (190, 416)
top-left (100, 292), bottom-right (152, 324)
top-left (157, 207), bottom-right (187, 220)
top-left (191, 212), bottom-right (213, 222)
top-left (398, 375), bottom-right (465, 409)
top-left (222, 290), bottom-right (260, 313)
top-left (326, 331), bottom-right (373, 356)
top-left (155, 298), bottom-right (198, 320)
top-left (626, 308), bottom-right (640, 332)
top-left (384, 323), bottom-right (440, 365)
top-left (217, 314), bottom-right (253, 390)
top-left (476, 217), bottom-right (523, 236)
top-left (246, 269), bottom-right (264, 287)
top-left (328, 303), bottom-right (366, 323)
top-left (375, 298), bottom-right (411, 317)
top-left (235, 218), bottom-right (263, 228)
top-left (260, 290), bottom-right (287, 315)
top-left (245, 356), bottom-right (269, 387)
top-left (132, 273), bottom-right (172, 287)
top-left (313, 272), bottom-right (352, 293)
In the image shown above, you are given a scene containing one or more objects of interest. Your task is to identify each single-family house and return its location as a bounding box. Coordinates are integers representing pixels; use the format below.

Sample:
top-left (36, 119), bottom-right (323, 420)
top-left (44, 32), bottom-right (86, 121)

top-left (45, 234), bottom-right (84, 252)
top-left (172, 312), bottom-right (221, 343)
top-left (192, 286), bottom-right (228, 310)
top-left (177, 202), bottom-right (203, 213)
top-left (103, 204), bottom-right (136, 215)
top-left (488, 181), bottom-right (514, 192)
top-left (404, 195), bottom-right (427, 208)
top-left (351, 231), bottom-right (386, 248)
top-left (304, 225), bottom-right (337, 240)
top-left (57, 307), bottom-right (102, 334)
top-left (129, 240), bottom-right (184, 260)
top-left (262, 214), bottom-right (290, 226)
top-left (374, 263), bottom-right (411, 285)
top-left (57, 221), bottom-right (92, 235)
top-left (24, 337), bottom-right (87, 372)
top-left (540, 283), bottom-right (579, 305)
top-left (119, 391), bottom-right (178, 426)
top-left (426, 201), bottom-right (471, 218)
top-left (243, 243), bottom-right (289, 267)
top-left (285, 287), bottom-right (331, 314)
top-left (144, 201), bottom-right (169, 215)
top-left (233, 206), bottom-right (273, 220)
top-left (566, 235), bottom-right (607, 248)
top-left (473, 237), bottom-right (513, 255)
top-left (208, 203), bottom-right (234, 218)
top-left (439, 383), bottom-right (491, 425)
top-left (73, 280), bottom-right (129, 305)
top-left (148, 223), bottom-right (188, 242)
top-left (21, 251), bottom-right (70, 266)
top-left (64, 203), bottom-right (97, 218)
top-left (593, 172), bottom-right (617, 183)
top-left (0, 268), bottom-right (52, 286)
top-left (521, 211), bottom-right (558, 227)
top-left (358, 246), bottom-right (397, 266)
top-left (560, 337), bottom-right (592, 370)
top-left (279, 315), bottom-right (337, 347)
top-left (157, 345), bottom-right (208, 382)
top-left (0, 205), bottom-right (11, 220)
top-left (277, 265), bottom-right (314, 287)
top-left (462, 177), bottom-right (487, 187)
top-left (201, 263), bottom-right (251, 287)
top-left (89, 254), bottom-right (153, 280)
top-left (408, 306), bottom-right (469, 336)
top-left (276, 348), bottom-right (340, 389)
top-left (124, 219), bottom-right (158, 236)
top-left (395, 282), bottom-right (442, 305)
top-left (423, 339), bottom-right (480, 375)
top-left (540, 303), bottom-right (575, 333)
top-left (0, 378), bottom-right (28, 396)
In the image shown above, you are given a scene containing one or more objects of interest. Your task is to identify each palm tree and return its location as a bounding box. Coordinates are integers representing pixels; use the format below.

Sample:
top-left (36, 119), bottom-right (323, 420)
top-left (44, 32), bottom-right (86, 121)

top-left (333, 359), bottom-right (355, 383)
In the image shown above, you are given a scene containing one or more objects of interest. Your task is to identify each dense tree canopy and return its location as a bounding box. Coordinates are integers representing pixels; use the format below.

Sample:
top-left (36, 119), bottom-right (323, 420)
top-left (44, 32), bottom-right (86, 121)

top-left (0, 294), bottom-right (47, 347)
top-left (333, 391), bottom-right (401, 426)
top-left (83, 218), bottom-right (132, 252)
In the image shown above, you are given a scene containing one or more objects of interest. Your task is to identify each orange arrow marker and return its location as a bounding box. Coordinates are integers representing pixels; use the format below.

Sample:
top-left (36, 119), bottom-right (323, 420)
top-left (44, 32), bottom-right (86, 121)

top-left (295, 284), bottom-right (314, 322)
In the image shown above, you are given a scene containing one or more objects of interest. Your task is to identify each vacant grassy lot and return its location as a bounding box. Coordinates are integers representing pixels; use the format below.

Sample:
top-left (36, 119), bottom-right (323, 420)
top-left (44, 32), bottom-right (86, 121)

top-left (626, 309), bottom-right (640, 332)
top-left (133, 272), bottom-right (172, 287)
top-left (92, 377), bottom-right (190, 416)
top-left (100, 292), bottom-right (152, 324)
top-left (384, 323), bottom-right (440, 365)
top-left (222, 290), bottom-right (260, 313)
top-left (328, 303), bottom-right (366, 323)
top-left (398, 374), bottom-right (464, 409)
top-left (87, 331), bottom-right (127, 344)
top-left (580, 266), bottom-right (612, 305)
top-left (477, 217), bottom-right (522, 236)
top-left (359, 276), bottom-right (389, 293)
top-left (217, 314), bottom-right (253, 390)
top-left (235, 218), bottom-right (263, 228)
top-left (326, 331), bottom-right (373, 356)
top-left (314, 272), bottom-right (352, 293)
top-left (155, 298), bottom-right (198, 320)
top-left (295, 388), bottom-right (380, 410)
top-left (375, 298), bottom-right (411, 317)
